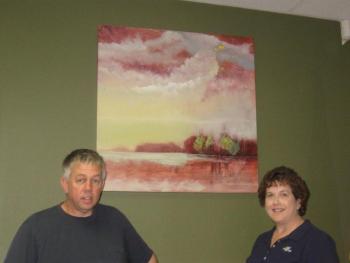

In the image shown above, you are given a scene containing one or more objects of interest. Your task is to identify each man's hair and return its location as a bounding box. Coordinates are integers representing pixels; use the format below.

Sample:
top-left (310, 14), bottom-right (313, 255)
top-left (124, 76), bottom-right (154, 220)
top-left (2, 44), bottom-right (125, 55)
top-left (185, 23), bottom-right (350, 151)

top-left (258, 166), bottom-right (310, 216)
top-left (62, 149), bottom-right (106, 180)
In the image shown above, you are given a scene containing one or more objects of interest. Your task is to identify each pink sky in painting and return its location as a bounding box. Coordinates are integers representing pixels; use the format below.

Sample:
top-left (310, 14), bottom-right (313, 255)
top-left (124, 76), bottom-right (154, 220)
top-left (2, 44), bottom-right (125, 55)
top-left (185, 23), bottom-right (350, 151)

top-left (97, 25), bottom-right (256, 149)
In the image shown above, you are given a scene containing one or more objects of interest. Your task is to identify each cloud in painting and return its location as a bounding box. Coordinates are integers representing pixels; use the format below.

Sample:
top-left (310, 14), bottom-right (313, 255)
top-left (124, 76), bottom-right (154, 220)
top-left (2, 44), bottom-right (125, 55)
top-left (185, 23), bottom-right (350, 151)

top-left (97, 26), bottom-right (257, 141)
top-left (98, 28), bottom-right (254, 97)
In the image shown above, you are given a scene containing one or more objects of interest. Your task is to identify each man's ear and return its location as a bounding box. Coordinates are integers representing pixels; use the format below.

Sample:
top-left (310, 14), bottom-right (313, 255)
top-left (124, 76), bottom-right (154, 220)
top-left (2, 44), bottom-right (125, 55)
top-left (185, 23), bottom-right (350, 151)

top-left (60, 177), bottom-right (68, 194)
top-left (101, 178), bottom-right (105, 190)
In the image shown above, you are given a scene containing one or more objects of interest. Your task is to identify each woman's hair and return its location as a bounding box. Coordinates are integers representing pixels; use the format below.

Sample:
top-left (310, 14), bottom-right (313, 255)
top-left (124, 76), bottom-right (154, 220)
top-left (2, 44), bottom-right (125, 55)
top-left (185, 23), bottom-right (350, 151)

top-left (62, 149), bottom-right (106, 180)
top-left (258, 166), bottom-right (310, 216)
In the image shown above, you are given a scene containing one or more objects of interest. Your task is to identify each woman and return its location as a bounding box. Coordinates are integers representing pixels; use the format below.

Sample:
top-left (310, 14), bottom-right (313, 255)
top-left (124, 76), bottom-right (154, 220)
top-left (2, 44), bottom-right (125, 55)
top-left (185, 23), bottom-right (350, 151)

top-left (246, 166), bottom-right (339, 263)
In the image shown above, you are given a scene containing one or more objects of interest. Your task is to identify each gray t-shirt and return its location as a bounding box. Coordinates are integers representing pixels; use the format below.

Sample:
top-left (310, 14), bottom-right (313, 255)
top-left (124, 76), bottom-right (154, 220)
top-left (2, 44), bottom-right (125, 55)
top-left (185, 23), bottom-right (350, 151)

top-left (5, 204), bottom-right (153, 263)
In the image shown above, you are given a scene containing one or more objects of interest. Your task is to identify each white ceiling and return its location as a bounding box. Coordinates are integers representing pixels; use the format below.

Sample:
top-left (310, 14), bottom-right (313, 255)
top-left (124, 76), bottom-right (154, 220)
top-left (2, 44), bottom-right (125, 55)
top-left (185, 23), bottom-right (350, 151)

top-left (184, 0), bottom-right (350, 22)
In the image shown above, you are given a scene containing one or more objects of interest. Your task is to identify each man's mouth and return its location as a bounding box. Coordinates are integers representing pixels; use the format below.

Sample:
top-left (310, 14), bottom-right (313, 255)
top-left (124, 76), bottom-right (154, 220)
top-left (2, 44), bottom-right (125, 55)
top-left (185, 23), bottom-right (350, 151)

top-left (81, 196), bottom-right (93, 202)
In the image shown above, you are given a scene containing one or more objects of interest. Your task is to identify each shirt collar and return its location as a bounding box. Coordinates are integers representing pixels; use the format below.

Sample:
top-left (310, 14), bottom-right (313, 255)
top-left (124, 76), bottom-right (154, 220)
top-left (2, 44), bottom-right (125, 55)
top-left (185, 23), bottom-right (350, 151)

top-left (265, 219), bottom-right (312, 244)
top-left (287, 219), bottom-right (311, 240)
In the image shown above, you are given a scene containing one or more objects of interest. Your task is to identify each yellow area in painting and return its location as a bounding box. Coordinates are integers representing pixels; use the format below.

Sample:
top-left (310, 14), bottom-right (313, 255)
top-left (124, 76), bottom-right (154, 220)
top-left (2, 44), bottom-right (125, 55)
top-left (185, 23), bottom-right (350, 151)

top-left (215, 43), bottom-right (225, 51)
top-left (97, 89), bottom-right (195, 150)
top-left (97, 120), bottom-right (190, 150)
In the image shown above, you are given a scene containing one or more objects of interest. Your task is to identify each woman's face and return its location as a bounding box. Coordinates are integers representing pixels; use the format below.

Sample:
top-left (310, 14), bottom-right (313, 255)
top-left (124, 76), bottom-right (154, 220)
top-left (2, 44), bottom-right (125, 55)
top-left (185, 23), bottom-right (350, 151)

top-left (264, 182), bottom-right (301, 225)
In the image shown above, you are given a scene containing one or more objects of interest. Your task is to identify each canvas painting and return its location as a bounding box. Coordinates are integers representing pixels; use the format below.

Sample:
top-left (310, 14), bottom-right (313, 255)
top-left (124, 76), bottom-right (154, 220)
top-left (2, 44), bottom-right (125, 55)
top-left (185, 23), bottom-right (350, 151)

top-left (97, 25), bottom-right (258, 192)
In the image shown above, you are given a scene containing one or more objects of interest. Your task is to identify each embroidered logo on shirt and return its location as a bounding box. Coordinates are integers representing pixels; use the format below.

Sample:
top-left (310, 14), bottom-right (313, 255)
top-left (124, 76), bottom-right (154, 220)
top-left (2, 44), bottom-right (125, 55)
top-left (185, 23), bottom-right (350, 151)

top-left (282, 246), bottom-right (292, 253)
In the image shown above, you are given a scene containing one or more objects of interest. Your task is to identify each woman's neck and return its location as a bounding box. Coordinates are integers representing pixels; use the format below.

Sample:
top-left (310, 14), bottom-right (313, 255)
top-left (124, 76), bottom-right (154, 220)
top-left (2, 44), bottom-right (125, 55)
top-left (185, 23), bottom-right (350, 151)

top-left (271, 216), bottom-right (304, 245)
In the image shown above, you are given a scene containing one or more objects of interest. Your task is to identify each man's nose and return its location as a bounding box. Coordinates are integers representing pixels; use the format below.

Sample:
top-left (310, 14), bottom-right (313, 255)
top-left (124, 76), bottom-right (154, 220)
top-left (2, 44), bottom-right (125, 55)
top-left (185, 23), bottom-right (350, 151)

top-left (83, 180), bottom-right (93, 191)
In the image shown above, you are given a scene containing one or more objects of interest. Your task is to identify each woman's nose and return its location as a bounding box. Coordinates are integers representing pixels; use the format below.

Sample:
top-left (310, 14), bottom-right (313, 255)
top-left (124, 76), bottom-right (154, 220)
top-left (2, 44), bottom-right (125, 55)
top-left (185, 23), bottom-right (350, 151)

top-left (272, 196), bottom-right (280, 204)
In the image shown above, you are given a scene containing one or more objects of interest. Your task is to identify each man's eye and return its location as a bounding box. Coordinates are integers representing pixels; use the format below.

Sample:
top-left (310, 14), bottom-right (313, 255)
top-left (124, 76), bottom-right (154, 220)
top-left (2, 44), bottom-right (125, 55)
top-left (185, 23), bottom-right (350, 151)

top-left (76, 178), bottom-right (85, 183)
top-left (92, 179), bottom-right (102, 185)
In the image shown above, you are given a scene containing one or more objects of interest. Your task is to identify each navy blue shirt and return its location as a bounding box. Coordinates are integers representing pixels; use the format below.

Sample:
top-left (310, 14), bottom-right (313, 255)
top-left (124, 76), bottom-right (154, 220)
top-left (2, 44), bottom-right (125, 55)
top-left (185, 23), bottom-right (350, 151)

top-left (5, 204), bottom-right (153, 263)
top-left (246, 220), bottom-right (339, 263)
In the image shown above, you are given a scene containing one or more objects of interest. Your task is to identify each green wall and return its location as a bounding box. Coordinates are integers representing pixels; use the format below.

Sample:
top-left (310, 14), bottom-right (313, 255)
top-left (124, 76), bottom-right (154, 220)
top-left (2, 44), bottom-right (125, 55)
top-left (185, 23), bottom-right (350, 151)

top-left (1, 0), bottom-right (349, 262)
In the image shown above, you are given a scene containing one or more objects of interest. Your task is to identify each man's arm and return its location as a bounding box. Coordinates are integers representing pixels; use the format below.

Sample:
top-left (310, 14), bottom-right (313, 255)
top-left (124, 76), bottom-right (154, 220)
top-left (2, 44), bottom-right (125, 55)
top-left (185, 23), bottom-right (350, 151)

top-left (5, 219), bottom-right (37, 262)
top-left (148, 253), bottom-right (158, 263)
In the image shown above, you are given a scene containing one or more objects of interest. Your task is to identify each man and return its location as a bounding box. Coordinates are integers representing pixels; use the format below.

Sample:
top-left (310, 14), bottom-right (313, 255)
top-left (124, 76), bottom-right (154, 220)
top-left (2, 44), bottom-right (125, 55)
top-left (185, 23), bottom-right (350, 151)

top-left (5, 148), bottom-right (158, 263)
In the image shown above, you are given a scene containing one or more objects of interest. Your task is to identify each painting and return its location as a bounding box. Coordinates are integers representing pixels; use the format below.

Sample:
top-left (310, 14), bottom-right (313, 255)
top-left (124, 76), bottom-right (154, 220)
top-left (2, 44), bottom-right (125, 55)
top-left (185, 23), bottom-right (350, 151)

top-left (97, 25), bottom-right (258, 192)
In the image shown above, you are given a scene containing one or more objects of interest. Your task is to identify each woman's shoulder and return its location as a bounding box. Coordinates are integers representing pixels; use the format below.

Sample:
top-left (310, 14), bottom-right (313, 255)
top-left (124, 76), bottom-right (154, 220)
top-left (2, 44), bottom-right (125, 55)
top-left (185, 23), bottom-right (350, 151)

top-left (299, 220), bottom-right (339, 262)
top-left (301, 220), bottom-right (337, 248)
top-left (254, 227), bottom-right (274, 243)
top-left (304, 220), bottom-right (335, 240)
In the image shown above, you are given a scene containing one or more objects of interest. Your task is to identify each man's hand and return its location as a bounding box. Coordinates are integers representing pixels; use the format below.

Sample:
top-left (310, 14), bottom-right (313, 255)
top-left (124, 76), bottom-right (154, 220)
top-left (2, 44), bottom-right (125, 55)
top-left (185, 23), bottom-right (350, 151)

top-left (148, 253), bottom-right (158, 263)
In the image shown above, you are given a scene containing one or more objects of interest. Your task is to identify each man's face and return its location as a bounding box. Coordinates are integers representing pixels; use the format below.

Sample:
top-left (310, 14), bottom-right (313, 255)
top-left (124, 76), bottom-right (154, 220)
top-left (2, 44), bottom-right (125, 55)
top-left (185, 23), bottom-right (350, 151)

top-left (61, 161), bottom-right (104, 217)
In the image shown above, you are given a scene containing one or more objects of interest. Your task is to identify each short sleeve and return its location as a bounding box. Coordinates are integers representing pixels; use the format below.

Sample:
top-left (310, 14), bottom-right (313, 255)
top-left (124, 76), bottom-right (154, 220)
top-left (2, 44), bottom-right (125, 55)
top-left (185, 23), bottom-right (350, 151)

top-left (4, 217), bottom-right (38, 263)
top-left (123, 217), bottom-right (153, 263)
top-left (246, 234), bottom-right (267, 263)
top-left (302, 232), bottom-right (339, 263)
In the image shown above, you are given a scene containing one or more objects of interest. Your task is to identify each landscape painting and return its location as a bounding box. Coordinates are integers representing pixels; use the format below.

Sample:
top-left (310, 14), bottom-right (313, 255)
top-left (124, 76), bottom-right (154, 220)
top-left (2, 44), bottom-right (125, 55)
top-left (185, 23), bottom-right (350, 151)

top-left (97, 25), bottom-right (258, 192)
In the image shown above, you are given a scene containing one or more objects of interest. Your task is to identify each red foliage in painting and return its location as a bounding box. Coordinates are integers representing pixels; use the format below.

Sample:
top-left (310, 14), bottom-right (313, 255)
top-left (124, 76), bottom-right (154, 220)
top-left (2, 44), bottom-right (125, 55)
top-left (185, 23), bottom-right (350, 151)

top-left (183, 136), bottom-right (198, 154)
top-left (132, 135), bottom-right (257, 157)
top-left (182, 134), bottom-right (257, 156)
top-left (136, 143), bottom-right (183, 153)
top-left (238, 139), bottom-right (257, 156)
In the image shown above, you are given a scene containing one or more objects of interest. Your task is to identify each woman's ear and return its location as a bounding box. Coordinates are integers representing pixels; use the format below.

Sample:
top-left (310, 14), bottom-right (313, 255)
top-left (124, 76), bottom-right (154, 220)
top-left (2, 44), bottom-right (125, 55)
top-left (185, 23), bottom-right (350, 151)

top-left (296, 198), bottom-right (302, 211)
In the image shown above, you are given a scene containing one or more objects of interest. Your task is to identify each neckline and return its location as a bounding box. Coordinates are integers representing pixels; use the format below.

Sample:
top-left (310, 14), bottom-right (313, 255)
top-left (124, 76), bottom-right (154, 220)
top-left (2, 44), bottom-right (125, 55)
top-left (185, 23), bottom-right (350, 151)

top-left (58, 203), bottom-right (97, 221)
top-left (269, 219), bottom-right (310, 245)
